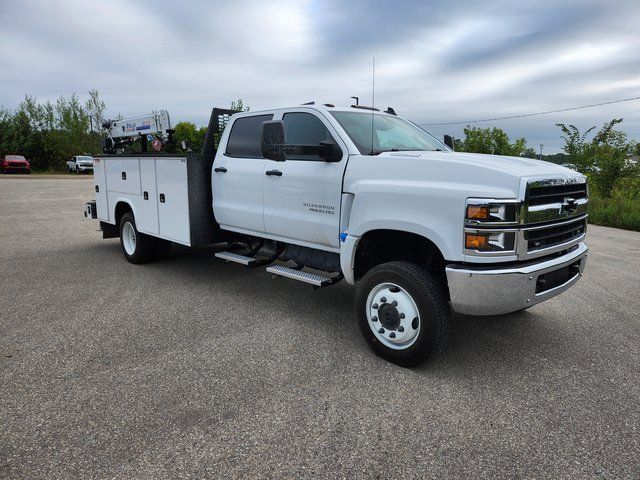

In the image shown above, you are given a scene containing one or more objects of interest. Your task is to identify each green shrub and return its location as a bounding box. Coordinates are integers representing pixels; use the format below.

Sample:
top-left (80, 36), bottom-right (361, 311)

top-left (611, 176), bottom-right (640, 200)
top-left (588, 196), bottom-right (640, 231)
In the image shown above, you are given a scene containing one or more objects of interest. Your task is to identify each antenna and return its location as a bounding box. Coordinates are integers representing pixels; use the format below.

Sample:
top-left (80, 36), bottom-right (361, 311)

top-left (370, 57), bottom-right (375, 156)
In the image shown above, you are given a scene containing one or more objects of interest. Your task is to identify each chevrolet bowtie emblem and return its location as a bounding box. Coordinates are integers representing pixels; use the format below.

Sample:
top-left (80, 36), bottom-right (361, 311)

top-left (561, 197), bottom-right (577, 214)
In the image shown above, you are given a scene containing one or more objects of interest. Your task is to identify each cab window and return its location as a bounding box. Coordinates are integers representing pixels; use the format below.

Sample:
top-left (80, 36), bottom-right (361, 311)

top-left (225, 114), bottom-right (273, 158)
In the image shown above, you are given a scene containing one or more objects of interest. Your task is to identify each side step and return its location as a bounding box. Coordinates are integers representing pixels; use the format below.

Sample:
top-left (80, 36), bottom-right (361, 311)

top-left (266, 265), bottom-right (338, 287)
top-left (215, 251), bottom-right (262, 267)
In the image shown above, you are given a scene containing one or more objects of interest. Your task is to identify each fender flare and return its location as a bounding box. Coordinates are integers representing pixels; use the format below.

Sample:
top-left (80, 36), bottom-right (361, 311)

top-left (340, 222), bottom-right (450, 285)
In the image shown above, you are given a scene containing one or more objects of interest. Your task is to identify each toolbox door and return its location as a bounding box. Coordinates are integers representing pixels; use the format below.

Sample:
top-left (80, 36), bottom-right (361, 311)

top-left (93, 157), bottom-right (109, 221)
top-left (156, 158), bottom-right (190, 245)
top-left (137, 158), bottom-right (159, 236)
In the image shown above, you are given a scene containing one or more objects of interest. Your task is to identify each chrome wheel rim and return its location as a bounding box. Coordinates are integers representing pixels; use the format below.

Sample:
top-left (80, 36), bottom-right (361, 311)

top-left (122, 221), bottom-right (137, 255)
top-left (366, 282), bottom-right (420, 350)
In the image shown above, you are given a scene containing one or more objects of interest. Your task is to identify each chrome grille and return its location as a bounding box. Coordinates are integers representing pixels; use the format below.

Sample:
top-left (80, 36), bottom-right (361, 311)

top-left (523, 178), bottom-right (589, 224)
top-left (527, 182), bottom-right (587, 206)
top-left (525, 217), bottom-right (586, 252)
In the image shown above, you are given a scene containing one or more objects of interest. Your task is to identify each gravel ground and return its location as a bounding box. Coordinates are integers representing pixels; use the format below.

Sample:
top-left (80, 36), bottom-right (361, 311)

top-left (1, 175), bottom-right (639, 479)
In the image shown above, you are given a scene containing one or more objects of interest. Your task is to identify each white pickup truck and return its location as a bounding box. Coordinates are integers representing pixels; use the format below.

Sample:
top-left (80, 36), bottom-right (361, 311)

top-left (85, 104), bottom-right (588, 366)
top-left (67, 155), bottom-right (94, 173)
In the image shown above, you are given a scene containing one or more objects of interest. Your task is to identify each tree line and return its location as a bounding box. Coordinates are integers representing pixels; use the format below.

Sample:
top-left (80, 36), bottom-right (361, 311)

top-left (1, 92), bottom-right (637, 198)
top-left (0, 91), bottom-right (105, 171)
top-left (0, 93), bottom-right (246, 171)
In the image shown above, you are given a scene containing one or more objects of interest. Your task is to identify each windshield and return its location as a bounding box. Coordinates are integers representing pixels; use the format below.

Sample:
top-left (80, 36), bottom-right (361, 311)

top-left (77, 156), bottom-right (92, 161)
top-left (330, 111), bottom-right (447, 155)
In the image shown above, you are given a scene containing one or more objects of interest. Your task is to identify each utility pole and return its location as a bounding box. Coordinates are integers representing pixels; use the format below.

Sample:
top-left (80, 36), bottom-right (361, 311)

top-left (539, 144), bottom-right (543, 160)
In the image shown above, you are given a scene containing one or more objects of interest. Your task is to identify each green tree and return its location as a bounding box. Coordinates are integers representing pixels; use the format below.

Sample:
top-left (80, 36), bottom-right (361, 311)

top-left (522, 147), bottom-right (539, 159)
top-left (230, 98), bottom-right (249, 112)
top-left (85, 89), bottom-right (106, 134)
top-left (556, 119), bottom-right (637, 197)
top-left (454, 126), bottom-right (527, 156)
top-left (0, 91), bottom-right (106, 171)
top-left (173, 121), bottom-right (207, 152)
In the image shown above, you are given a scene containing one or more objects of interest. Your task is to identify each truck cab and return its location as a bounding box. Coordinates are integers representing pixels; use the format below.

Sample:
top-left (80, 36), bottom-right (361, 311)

top-left (86, 104), bottom-right (588, 366)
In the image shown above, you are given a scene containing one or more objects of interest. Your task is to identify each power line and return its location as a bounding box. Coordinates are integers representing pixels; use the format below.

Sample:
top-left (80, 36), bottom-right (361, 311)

top-left (419, 95), bottom-right (640, 126)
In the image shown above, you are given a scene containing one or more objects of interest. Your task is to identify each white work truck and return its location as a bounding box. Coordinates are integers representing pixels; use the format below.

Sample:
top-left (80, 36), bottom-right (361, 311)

top-left (85, 104), bottom-right (588, 366)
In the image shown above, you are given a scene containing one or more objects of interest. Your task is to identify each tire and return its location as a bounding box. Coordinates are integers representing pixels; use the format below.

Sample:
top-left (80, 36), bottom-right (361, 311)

top-left (153, 238), bottom-right (172, 260)
top-left (119, 212), bottom-right (157, 264)
top-left (75, 166), bottom-right (79, 174)
top-left (355, 261), bottom-right (450, 367)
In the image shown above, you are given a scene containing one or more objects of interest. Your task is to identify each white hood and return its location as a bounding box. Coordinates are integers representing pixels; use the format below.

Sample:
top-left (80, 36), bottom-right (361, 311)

top-left (385, 151), bottom-right (576, 178)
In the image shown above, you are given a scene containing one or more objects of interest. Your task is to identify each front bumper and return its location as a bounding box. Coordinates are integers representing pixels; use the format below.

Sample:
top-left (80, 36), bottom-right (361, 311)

top-left (446, 242), bottom-right (587, 316)
top-left (77, 165), bottom-right (93, 171)
top-left (3, 166), bottom-right (30, 173)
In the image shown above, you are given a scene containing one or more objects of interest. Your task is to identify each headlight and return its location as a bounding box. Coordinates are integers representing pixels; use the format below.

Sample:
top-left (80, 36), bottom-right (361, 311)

top-left (465, 231), bottom-right (516, 252)
top-left (465, 200), bottom-right (519, 225)
top-left (464, 198), bottom-right (519, 255)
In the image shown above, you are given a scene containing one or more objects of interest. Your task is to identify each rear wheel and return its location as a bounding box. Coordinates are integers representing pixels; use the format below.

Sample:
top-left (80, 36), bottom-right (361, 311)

top-left (119, 212), bottom-right (157, 264)
top-left (355, 261), bottom-right (450, 367)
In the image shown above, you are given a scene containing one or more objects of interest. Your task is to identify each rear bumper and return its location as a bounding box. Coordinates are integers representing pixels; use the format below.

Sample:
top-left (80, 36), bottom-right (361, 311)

top-left (84, 201), bottom-right (97, 219)
top-left (446, 242), bottom-right (587, 316)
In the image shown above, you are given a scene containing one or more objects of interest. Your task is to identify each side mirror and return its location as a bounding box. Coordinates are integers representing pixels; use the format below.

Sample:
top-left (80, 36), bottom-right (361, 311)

top-left (261, 120), bottom-right (286, 162)
top-left (318, 140), bottom-right (342, 162)
top-left (443, 134), bottom-right (455, 150)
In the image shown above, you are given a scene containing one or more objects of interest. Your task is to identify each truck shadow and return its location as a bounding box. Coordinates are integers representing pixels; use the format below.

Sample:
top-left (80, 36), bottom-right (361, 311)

top-left (83, 242), bottom-right (570, 376)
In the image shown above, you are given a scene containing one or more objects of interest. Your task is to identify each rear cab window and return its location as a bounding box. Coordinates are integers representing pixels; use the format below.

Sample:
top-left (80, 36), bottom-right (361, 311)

top-left (225, 114), bottom-right (273, 158)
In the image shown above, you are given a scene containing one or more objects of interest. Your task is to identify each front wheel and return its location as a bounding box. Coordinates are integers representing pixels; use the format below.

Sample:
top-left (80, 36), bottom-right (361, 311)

top-left (355, 261), bottom-right (450, 367)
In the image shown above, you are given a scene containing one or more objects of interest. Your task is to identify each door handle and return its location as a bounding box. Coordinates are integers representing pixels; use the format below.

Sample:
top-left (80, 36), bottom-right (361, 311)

top-left (214, 167), bottom-right (227, 173)
top-left (265, 169), bottom-right (283, 176)
top-left (159, 193), bottom-right (165, 203)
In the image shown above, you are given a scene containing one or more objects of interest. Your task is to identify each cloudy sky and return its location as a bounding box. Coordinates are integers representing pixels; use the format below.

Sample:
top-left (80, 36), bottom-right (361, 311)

top-left (1, 0), bottom-right (638, 152)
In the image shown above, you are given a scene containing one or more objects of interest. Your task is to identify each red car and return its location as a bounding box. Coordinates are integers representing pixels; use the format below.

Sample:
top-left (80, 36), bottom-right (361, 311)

top-left (0, 155), bottom-right (31, 174)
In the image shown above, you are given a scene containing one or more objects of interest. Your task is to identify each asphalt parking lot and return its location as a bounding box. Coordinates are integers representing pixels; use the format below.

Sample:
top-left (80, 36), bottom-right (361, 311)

top-left (1, 175), bottom-right (639, 479)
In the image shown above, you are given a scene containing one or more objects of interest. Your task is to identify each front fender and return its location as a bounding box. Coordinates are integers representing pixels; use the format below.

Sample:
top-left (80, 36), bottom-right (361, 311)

top-left (339, 221), bottom-right (452, 286)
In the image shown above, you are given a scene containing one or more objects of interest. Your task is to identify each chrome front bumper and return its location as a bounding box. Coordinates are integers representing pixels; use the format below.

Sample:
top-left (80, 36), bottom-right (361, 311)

top-left (446, 242), bottom-right (587, 316)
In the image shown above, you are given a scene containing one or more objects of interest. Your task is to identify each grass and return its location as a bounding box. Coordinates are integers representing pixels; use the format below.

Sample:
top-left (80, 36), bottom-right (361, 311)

top-left (588, 196), bottom-right (640, 232)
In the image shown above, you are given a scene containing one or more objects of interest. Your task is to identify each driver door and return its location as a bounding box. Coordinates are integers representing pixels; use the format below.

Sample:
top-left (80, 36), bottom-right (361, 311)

top-left (262, 111), bottom-right (348, 250)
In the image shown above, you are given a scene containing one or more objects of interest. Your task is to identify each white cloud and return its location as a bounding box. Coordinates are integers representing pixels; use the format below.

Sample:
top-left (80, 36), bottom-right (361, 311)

top-left (0, 0), bottom-right (638, 152)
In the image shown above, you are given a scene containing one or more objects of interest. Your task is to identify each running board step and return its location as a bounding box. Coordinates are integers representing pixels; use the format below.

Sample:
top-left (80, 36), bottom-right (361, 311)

top-left (215, 251), bottom-right (261, 266)
top-left (266, 265), bottom-right (335, 287)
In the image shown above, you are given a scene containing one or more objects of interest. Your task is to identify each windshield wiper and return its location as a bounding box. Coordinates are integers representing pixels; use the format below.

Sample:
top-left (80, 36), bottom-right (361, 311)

top-left (370, 148), bottom-right (446, 155)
